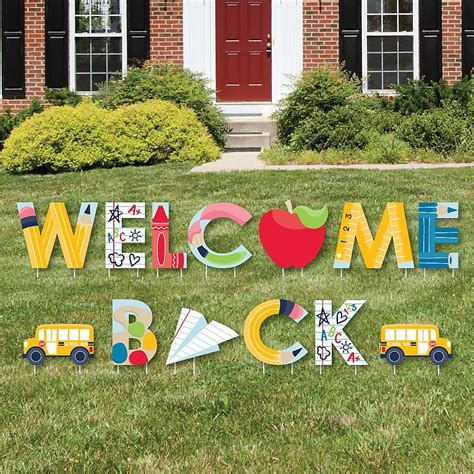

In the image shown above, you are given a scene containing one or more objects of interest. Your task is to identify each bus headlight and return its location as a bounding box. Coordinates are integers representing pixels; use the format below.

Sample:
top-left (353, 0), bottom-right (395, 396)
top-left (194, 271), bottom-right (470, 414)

top-left (23, 341), bottom-right (28, 348)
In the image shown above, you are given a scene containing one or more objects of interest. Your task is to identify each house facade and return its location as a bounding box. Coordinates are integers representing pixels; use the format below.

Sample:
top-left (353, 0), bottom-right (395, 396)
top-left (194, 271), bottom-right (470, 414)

top-left (1, 0), bottom-right (473, 114)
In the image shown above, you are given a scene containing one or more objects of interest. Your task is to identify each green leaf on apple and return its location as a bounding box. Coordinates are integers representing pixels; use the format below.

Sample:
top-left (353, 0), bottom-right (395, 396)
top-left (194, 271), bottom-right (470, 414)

top-left (293, 204), bottom-right (328, 229)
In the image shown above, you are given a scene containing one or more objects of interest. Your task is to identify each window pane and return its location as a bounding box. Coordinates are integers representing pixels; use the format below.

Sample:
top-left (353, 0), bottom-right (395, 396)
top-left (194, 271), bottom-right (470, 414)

top-left (368, 0), bottom-right (382, 13)
top-left (368, 54), bottom-right (382, 71)
top-left (108, 55), bottom-right (122, 72)
top-left (407, 329), bottom-right (416, 340)
top-left (396, 329), bottom-right (405, 341)
top-left (91, 16), bottom-right (107, 33)
top-left (92, 74), bottom-right (107, 91)
top-left (76, 16), bottom-right (89, 33)
top-left (76, 74), bottom-right (91, 92)
top-left (109, 38), bottom-right (122, 53)
top-left (383, 15), bottom-right (397, 32)
top-left (69, 329), bottom-right (79, 340)
top-left (399, 53), bottom-right (413, 70)
top-left (399, 72), bottom-right (413, 84)
top-left (383, 53), bottom-right (397, 70)
top-left (399, 15), bottom-right (413, 32)
top-left (399, 36), bottom-right (413, 52)
top-left (92, 38), bottom-right (107, 53)
top-left (383, 37), bottom-right (398, 52)
top-left (92, 55), bottom-right (107, 72)
top-left (384, 0), bottom-right (397, 13)
top-left (39, 329), bottom-right (44, 340)
top-left (76, 38), bottom-right (90, 53)
top-left (80, 329), bottom-right (90, 341)
top-left (59, 329), bottom-right (68, 340)
top-left (368, 36), bottom-right (382, 52)
top-left (76, 55), bottom-right (90, 72)
top-left (108, 16), bottom-right (122, 33)
top-left (368, 73), bottom-right (382, 90)
top-left (383, 72), bottom-right (398, 89)
top-left (76, 0), bottom-right (90, 14)
top-left (399, 0), bottom-right (413, 14)
top-left (368, 15), bottom-right (381, 32)
top-left (385, 329), bottom-right (395, 340)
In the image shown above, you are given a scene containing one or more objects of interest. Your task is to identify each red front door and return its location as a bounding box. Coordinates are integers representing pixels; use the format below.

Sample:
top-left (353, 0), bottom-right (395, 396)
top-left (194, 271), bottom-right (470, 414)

top-left (216, 0), bottom-right (272, 102)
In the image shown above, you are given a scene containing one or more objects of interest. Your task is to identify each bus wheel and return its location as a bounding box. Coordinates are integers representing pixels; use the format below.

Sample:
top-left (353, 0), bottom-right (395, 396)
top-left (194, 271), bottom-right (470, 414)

top-left (386, 347), bottom-right (404, 365)
top-left (71, 347), bottom-right (90, 365)
top-left (430, 347), bottom-right (449, 366)
top-left (26, 347), bottom-right (45, 365)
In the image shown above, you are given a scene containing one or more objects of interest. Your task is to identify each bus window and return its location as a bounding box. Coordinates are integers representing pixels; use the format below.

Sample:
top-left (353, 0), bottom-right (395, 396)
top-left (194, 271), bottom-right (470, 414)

top-left (430, 329), bottom-right (436, 340)
top-left (46, 329), bottom-right (51, 341)
top-left (80, 329), bottom-right (90, 341)
top-left (59, 329), bottom-right (68, 340)
top-left (38, 329), bottom-right (44, 340)
top-left (407, 329), bottom-right (416, 340)
top-left (385, 329), bottom-right (395, 341)
top-left (69, 329), bottom-right (79, 340)
top-left (418, 329), bottom-right (426, 341)
top-left (396, 329), bottom-right (405, 340)
top-left (424, 329), bottom-right (428, 341)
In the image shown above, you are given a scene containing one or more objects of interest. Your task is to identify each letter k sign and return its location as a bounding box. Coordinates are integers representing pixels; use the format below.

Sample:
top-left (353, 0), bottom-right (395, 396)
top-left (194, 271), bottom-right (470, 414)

top-left (314, 300), bottom-right (367, 366)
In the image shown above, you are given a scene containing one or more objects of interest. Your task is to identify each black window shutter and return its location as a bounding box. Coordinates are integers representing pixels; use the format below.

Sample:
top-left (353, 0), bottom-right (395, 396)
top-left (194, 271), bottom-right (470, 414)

top-left (2, 0), bottom-right (25, 98)
top-left (463, 0), bottom-right (474, 76)
top-left (339, 0), bottom-right (362, 78)
top-left (46, 0), bottom-right (69, 88)
top-left (127, 0), bottom-right (150, 65)
top-left (420, 0), bottom-right (442, 82)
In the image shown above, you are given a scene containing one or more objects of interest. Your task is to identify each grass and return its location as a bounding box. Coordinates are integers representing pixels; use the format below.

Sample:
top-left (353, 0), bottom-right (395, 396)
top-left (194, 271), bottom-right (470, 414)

top-left (0, 163), bottom-right (472, 471)
top-left (261, 141), bottom-right (474, 166)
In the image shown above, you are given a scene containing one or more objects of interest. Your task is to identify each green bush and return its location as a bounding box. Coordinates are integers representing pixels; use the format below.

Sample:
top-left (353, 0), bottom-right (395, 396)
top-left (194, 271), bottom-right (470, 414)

top-left (44, 88), bottom-right (82, 106)
top-left (289, 101), bottom-right (374, 151)
top-left (0, 99), bottom-right (44, 149)
top-left (94, 62), bottom-right (227, 148)
top-left (274, 68), bottom-right (363, 146)
top-left (384, 76), bottom-right (474, 115)
top-left (1, 100), bottom-right (220, 173)
top-left (395, 106), bottom-right (473, 154)
top-left (365, 133), bottom-right (413, 164)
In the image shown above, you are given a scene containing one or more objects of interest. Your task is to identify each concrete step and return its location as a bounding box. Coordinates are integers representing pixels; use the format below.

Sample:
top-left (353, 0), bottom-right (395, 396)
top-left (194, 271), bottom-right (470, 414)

top-left (226, 116), bottom-right (275, 135)
top-left (225, 132), bottom-right (271, 150)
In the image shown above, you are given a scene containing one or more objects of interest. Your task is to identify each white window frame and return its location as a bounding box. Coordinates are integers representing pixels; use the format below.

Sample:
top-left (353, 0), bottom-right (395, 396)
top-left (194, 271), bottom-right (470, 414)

top-left (69, 0), bottom-right (128, 94)
top-left (362, 0), bottom-right (419, 94)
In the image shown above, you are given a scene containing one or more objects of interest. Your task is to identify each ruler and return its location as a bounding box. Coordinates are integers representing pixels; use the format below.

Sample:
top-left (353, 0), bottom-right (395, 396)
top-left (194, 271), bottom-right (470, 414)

top-left (334, 202), bottom-right (414, 269)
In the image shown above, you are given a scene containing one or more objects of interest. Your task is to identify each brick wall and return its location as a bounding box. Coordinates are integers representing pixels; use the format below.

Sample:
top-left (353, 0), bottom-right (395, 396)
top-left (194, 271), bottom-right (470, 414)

top-left (303, 0), bottom-right (339, 71)
top-left (149, 0), bottom-right (183, 63)
top-left (1, 0), bottom-right (45, 112)
top-left (442, 0), bottom-right (463, 83)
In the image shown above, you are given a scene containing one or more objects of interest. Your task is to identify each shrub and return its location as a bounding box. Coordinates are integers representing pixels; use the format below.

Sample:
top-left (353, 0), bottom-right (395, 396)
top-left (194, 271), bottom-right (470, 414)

top-left (288, 101), bottom-right (375, 152)
top-left (1, 100), bottom-right (220, 173)
top-left (44, 88), bottom-right (82, 106)
top-left (384, 76), bottom-right (474, 115)
top-left (0, 99), bottom-right (44, 149)
top-left (94, 62), bottom-right (227, 148)
top-left (395, 106), bottom-right (473, 155)
top-left (365, 133), bottom-right (412, 164)
top-left (274, 68), bottom-right (362, 146)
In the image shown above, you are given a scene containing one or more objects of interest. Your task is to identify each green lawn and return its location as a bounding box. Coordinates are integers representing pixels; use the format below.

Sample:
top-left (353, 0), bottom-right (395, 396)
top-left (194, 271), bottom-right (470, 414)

top-left (0, 164), bottom-right (472, 471)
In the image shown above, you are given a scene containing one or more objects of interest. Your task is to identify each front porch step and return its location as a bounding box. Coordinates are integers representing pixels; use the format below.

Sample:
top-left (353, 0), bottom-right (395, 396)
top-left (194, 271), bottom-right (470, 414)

top-left (225, 132), bottom-right (272, 150)
top-left (225, 115), bottom-right (276, 150)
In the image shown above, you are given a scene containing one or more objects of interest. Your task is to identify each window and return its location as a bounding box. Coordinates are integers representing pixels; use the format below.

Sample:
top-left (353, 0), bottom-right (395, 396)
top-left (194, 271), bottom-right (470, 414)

top-left (38, 329), bottom-right (44, 340)
top-left (430, 329), bottom-right (436, 340)
top-left (59, 329), bottom-right (69, 340)
top-left (69, 328), bottom-right (79, 340)
top-left (396, 329), bottom-right (405, 341)
top-left (70, 0), bottom-right (127, 93)
top-left (385, 329), bottom-right (395, 340)
top-left (407, 329), bottom-right (416, 340)
top-left (80, 329), bottom-right (90, 341)
top-left (363, 0), bottom-right (419, 92)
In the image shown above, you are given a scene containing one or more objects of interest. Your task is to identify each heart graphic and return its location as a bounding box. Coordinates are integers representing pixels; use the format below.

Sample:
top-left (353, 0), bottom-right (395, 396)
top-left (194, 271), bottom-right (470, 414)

top-left (336, 311), bottom-right (348, 325)
top-left (129, 254), bottom-right (141, 267)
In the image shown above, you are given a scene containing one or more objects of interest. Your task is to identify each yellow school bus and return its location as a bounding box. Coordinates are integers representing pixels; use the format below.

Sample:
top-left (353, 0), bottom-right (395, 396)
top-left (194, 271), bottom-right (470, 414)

top-left (380, 324), bottom-right (452, 366)
top-left (23, 324), bottom-right (94, 366)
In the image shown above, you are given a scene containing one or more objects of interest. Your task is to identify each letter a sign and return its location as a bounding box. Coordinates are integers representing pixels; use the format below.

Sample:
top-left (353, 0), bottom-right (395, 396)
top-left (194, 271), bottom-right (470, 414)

top-left (314, 300), bottom-right (367, 366)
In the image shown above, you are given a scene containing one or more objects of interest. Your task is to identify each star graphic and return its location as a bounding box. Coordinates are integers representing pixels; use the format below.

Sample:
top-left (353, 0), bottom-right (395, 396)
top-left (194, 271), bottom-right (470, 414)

top-left (316, 308), bottom-right (330, 327)
top-left (108, 205), bottom-right (123, 223)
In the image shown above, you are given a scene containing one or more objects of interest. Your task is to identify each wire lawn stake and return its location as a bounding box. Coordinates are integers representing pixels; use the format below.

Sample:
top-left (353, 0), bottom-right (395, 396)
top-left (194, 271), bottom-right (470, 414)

top-left (234, 267), bottom-right (236, 278)
top-left (73, 269), bottom-right (76, 278)
top-left (205, 265), bottom-right (208, 279)
top-left (301, 267), bottom-right (304, 278)
top-left (180, 268), bottom-right (183, 279)
top-left (340, 269), bottom-right (343, 279)
top-left (137, 268), bottom-right (139, 278)
top-left (393, 365), bottom-right (396, 375)
top-left (117, 365), bottom-right (120, 374)
top-left (156, 269), bottom-right (159, 278)
top-left (36, 268), bottom-right (39, 278)
top-left (173, 362), bottom-right (177, 376)
top-left (145, 363), bottom-right (148, 375)
top-left (437, 365), bottom-right (440, 375)
top-left (291, 363), bottom-right (294, 375)
top-left (405, 268), bottom-right (407, 278)
top-left (262, 362), bottom-right (266, 375)
top-left (33, 365), bottom-right (36, 375)
top-left (282, 268), bottom-right (285, 278)
top-left (424, 268), bottom-right (426, 278)
top-left (78, 365), bottom-right (82, 375)
top-left (108, 268), bottom-right (111, 278)
top-left (319, 365), bottom-right (322, 375)
top-left (354, 366), bottom-right (357, 375)
top-left (193, 358), bottom-right (196, 377)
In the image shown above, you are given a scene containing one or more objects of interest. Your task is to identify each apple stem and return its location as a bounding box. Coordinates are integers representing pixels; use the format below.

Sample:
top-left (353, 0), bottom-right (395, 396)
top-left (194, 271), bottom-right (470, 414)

top-left (285, 200), bottom-right (293, 214)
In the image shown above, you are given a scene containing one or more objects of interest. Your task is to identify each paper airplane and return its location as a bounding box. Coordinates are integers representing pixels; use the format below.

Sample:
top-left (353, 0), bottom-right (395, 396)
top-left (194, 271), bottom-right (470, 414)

top-left (166, 308), bottom-right (239, 364)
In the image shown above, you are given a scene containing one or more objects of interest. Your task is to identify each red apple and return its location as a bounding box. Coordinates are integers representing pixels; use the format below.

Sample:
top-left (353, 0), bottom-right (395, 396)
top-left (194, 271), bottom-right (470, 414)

top-left (259, 201), bottom-right (328, 269)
